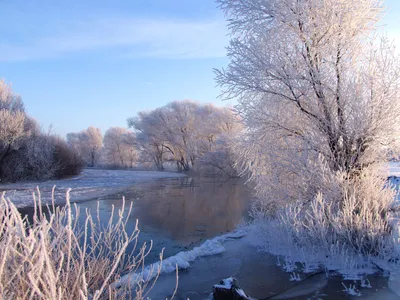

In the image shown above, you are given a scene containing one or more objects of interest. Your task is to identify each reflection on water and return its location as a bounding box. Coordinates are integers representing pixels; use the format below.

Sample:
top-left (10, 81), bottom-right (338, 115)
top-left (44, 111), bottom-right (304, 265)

top-left (129, 177), bottom-right (250, 242)
top-left (64, 176), bottom-right (253, 264)
top-left (94, 177), bottom-right (252, 244)
top-left (18, 176), bottom-right (253, 264)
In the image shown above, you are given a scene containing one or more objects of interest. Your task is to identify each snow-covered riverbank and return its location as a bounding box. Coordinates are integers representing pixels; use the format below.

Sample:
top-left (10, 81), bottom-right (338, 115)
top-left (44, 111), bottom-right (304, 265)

top-left (136, 163), bottom-right (400, 299)
top-left (140, 225), bottom-right (400, 299)
top-left (0, 168), bottom-right (186, 208)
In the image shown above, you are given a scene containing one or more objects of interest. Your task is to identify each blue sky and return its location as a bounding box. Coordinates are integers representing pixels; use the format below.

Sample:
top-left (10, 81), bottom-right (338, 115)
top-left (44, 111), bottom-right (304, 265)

top-left (0, 0), bottom-right (399, 137)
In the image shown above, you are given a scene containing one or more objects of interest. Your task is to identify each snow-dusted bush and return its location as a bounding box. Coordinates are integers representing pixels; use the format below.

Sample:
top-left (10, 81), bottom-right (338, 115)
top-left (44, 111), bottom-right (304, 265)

top-left (284, 168), bottom-right (396, 255)
top-left (53, 137), bottom-right (85, 177)
top-left (248, 167), bottom-right (400, 278)
top-left (0, 190), bottom-right (161, 299)
top-left (0, 80), bottom-right (83, 182)
top-left (1, 134), bottom-right (83, 182)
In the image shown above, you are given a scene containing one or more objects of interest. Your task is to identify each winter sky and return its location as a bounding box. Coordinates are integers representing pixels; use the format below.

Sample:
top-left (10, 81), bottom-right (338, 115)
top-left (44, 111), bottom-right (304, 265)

top-left (0, 0), bottom-right (399, 137)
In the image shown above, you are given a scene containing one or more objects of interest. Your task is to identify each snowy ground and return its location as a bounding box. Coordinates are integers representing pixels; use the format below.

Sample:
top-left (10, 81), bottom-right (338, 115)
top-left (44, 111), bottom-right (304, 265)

top-left (143, 229), bottom-right (399, 299)
top-left (0, 168), bottom-right (186, 208)
top-left (144, 233), bottom-right (297, 299)
top-left (138, 230), bottom-right (400, 299)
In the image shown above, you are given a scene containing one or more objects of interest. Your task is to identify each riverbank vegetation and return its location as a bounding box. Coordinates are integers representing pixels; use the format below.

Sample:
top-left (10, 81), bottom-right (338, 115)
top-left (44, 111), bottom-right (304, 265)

top-left (216, 0), bottom-right (400, 278)
top-left (0, 81), bottom-right (83, 183)
top-left (0, 77), bottom-right (242, 182)
top-left (128, 100), bottom-right (242, 175)
top-left (0, 190), bottom-right (161, 299)
top-left (66, 100), bottom-right (242, 177)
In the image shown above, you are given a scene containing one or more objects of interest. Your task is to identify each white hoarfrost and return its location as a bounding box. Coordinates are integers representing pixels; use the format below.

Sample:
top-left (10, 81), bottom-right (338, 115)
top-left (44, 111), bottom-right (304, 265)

top-left (113, 230), bottom-right (246, 289)
top-left (245, 163), bottom-right (400, 293)
top-left (216, 0), bottom-right (400, 207)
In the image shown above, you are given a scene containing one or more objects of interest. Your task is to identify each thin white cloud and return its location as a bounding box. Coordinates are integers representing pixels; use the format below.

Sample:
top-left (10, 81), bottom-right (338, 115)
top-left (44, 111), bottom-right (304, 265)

top-left (0, 16), bottom-right (229, 62)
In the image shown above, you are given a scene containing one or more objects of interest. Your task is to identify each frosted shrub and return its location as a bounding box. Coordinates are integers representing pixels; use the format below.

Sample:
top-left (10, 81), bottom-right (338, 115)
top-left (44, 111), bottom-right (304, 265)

top-left (249, 168), bottom-right (399, 276)
top-left (0, 190), bottom-right (162, 299)
top-left (0, 80), bottom-right (83, 182)
top-left (285, 168), bottom-right (396, 256)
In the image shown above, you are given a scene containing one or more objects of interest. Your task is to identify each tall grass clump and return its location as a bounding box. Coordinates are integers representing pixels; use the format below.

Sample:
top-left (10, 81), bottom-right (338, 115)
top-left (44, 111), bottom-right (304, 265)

top-left (0, 189), bottom-right (163, 299)
top-left (248, 167), bottom-right (400, 277)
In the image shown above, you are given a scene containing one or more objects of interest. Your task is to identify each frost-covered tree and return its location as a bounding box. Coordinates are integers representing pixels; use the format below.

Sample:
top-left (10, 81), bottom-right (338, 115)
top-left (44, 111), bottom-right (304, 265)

top-left (128, 100), bottom-right (243, 173)
top-left (67, 127), bottom-right (102, 167)
top-left (196, 106), bottom-right (243, 177)
top-left (122, 131), bottom-right (138, 168)
top-left (215, 0), bottom-right (400, 264)
top-left (216, 0), bottom-right (400, 204)
top-left (0, 81), bottom-right (26, 164)
top-left (128, 101), bottom-right (198, 171)
top-left (66, 132), bottom-right (84, 167)
top-left (0, 110), bottom-right (25, 160)
top-left (163, 100), bottom-right (198, 171)
top-left (0, 80), bottom-right (82, 182)
top-left (83, 127), bottom-right (103, 167)
top-left (103, 127), bottom-right (126, 166)
top-left (103, 127), bottom-right (137, 168)
top-left (0, 81), bottom-right (27, 180)
top-left (128, 109), bottom-right (169, 171)
top-left (0, 80), bottom-right (24, 112)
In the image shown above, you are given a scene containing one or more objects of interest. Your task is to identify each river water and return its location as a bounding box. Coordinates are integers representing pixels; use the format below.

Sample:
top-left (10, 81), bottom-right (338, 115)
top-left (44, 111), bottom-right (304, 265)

top-left (77, 176), bottom-right (253, 264)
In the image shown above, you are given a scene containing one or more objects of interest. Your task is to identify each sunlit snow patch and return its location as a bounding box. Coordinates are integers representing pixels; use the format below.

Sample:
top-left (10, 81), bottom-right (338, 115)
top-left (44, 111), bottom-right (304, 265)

top-left (113, 229), bottom-right (246, 288)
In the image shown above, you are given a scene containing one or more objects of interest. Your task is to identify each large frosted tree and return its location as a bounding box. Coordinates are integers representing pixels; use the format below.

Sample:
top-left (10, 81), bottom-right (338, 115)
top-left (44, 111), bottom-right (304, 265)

top-left (128, 100), bottom-right (242, 173)
top-left (216, 0), bottom-right (400, 204)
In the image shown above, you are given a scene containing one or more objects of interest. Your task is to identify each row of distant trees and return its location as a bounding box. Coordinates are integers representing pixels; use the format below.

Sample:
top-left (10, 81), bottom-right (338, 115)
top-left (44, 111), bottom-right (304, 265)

top-left (67, 100), bottom-right (242, 176)
top-left (66, 127), bottom-right (136, 169)
top-left (0, 80), bottom-right (82, 182)
top-left (0, 78), bottom-right (241, 182)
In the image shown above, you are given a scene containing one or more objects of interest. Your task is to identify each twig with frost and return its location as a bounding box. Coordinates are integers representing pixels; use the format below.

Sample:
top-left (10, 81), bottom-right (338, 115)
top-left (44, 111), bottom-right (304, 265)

top-left (289, 272), bottom-right (301, 282)
top-left (360, 278), bottom-right (372, 288)
top-left (283, 256), bottom-right (296, 272)
top-left (341, 282), bottom-right (361, 296)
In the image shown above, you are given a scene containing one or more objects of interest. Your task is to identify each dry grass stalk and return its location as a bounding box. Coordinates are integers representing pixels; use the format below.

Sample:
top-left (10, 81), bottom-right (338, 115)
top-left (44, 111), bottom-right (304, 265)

top-left (0, 187), bottom-right (165, 299)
